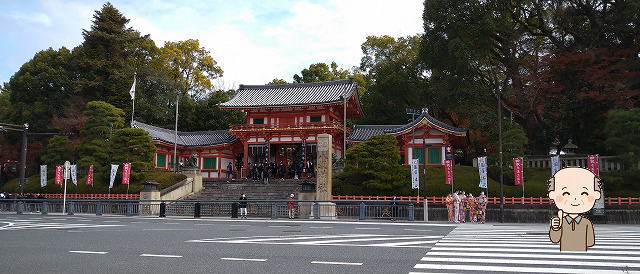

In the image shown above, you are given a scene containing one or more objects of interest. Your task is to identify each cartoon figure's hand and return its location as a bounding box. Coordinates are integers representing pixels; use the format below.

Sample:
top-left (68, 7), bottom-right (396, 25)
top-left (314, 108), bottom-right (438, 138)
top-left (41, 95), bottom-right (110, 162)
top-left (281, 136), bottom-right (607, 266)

top-left (551, 210), bottom-right (563, 230)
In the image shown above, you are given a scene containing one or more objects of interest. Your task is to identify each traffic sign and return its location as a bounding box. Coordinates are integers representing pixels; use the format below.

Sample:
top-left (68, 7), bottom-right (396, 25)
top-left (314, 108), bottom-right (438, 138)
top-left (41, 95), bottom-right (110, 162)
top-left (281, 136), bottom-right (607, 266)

top-left (63, 161), bottom-right (70, 180)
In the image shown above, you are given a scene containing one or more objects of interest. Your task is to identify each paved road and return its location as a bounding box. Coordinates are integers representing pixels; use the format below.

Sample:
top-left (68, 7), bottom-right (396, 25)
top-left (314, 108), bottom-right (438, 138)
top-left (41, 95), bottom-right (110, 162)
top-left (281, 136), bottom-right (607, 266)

top-left (1, 214), bottom-right (639, 273)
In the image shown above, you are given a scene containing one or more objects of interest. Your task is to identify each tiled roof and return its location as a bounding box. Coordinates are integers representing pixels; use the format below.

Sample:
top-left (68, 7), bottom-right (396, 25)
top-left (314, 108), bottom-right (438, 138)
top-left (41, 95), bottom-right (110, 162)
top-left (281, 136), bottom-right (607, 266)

top-left (347, 108), bottom-right (467, 142)
top-left (220, 79), bottom-right (358, 108)
top-left (132, 121), bottom-right (236, 147)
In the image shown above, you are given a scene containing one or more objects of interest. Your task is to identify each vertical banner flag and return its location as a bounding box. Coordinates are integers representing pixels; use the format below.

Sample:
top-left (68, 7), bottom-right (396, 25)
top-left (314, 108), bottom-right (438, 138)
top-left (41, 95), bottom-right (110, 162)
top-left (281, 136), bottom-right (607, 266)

top-left (513, 157), bottom-right (524, 186)
top-left (70, 164), bottom-right (78, 185)
top-left (587, 154), bottom-right (600, 177)
top-left (129, 74), bottom-right (136, 100)
top-left (444, 159), bottom-right (453, 185)
top-left (410, 159), bottom-right (419, 189)
top-left (122, 163), bottom-right (131, 185)
top-left (478, 156), bottom-right (488, 189)
top-left (54, 166), bottom-right (63, 185)
top-left (109, 164), bottom-right (119, 189)
top-left (550, 155), bottom-right (560, 175)
top-left (40, 165), bottom-right (47, 187)
top-left (86, 165), bottom-right (94, 186)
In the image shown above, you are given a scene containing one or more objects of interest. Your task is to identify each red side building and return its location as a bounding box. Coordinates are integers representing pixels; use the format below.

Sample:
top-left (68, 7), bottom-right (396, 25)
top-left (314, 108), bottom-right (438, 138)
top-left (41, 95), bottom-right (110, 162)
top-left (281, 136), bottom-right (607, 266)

top-left (136, 79), bottom-right (466, 179)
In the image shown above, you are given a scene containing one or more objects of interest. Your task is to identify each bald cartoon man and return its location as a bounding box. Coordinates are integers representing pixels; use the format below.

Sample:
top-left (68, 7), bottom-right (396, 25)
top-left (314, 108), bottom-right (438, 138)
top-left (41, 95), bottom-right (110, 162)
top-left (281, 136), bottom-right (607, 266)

top-left (548, 167), bottom-right (602, 251)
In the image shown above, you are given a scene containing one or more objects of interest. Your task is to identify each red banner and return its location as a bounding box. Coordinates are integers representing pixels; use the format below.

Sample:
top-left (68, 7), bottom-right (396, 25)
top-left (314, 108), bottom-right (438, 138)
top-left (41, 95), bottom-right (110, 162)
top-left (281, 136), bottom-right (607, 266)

top-left (513, 157), bottom-right (524, 186)
top-left (444, 160), bottom-right (453, 185)
top-left (54, 166), bottom-right (63, 185)
top-left (86, 165), bottom-right (93, 186)
top-left (587, 155), bottom-right (599, 177)
top-left (122, 163), bottom-right (131, 185)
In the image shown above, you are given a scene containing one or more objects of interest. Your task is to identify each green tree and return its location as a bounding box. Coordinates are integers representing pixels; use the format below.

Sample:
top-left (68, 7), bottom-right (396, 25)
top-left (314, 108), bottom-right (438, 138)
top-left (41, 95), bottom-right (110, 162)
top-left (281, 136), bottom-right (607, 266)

top-left (502, 123), bottom-right (529, 163)
top-left (78, 101), bottom-right (125, 171)
top-left (178, 90), bottom-right (245, 131)
top-left (267, 78), bottom-right (288, 85)
top-left (293, 62), bottom-right (350, 83)
top-left (41, 136), bottom-right (74, 167)
top-left (334, 135), bottom-right (409, 195)
top-left (109, 128), bottom-right (156, 183)
top-left (605, 108), bottom-right (640, 169)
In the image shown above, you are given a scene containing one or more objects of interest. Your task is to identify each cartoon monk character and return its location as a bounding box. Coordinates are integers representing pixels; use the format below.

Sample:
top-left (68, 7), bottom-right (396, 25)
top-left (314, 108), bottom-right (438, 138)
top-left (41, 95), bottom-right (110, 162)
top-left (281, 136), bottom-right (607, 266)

top-left (548, 167), bottom-right (602, 251)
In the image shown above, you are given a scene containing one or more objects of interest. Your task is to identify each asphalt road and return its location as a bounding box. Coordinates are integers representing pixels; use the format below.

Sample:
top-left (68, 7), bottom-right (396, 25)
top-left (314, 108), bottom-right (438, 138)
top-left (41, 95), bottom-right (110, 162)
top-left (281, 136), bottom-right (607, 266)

top-left (0, 214), bottom-right (455, 274)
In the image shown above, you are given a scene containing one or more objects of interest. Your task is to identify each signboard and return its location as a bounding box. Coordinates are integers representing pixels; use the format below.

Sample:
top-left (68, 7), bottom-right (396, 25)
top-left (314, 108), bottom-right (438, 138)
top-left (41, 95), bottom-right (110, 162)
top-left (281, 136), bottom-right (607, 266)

top-left (477, 156), bottom-right (487, 189)
top-left (444, 160), bottom-right (453, 185)
top-left (40, 165), bottom-right (47, 187)
top-left (550, 155), bottom-right (560, 175)
top-left (513, 157), bottom-right (523, 186)
top-left (122, 163), bottom-right (131, 185)
top-left (54, 166), bottom-right (63, 185)
top-left (86, 165), bottom-right (93, 186)
top-left (587, 154), bottom-right (599, 177)
top-left (410, 159), bottom-right (419, 189)
top-left (63, 161), bottom-right (71, 180)
top-left (109, 164), bottom-right (119, 189)
top-left (588, 155), bottom-right (604, 215)
top-left (70, 165), bottom-right (78, 185)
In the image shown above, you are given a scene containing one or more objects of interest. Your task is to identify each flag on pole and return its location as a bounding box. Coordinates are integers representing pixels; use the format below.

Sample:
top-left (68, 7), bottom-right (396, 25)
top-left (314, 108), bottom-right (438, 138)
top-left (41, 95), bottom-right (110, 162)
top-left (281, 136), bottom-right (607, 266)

top-left (550, 155), bottom-right (560, 175)
top-left (444, 159), bottom-right (453, 185)
top-left (410, 159), bottom-right (419, 189)
top-left (587, 154), bottom-right (599, 177)
top-left (477, 156), bottom-right (488, 189)
top-left (54, 166), bottom-right (63, 185)
top-left (109, 164), bottom-right (119, 189)
top-left (70, 164), bottom-right (78, 185)
top-left (129, 74), bottom-right (136, 100)
top-left (86, 165), bottom-right (94, 186)
top-left (40, 165), bottom-right (47, 187)
top-left (513, 157), bottom-right (524, 186)
top-left (122, 163), bottom-right (131, 185)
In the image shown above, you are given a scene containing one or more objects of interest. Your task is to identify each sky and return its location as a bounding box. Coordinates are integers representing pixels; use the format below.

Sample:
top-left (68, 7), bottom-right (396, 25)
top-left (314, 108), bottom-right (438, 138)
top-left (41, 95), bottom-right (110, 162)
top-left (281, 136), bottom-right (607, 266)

top-left (0, 0), bottom-right (424, 89)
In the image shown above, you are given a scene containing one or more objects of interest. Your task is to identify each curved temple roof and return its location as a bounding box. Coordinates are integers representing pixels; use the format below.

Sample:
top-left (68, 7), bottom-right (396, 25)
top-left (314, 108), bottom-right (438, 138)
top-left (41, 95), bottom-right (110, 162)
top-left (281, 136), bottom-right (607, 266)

top-left (347, 108), bottom-right (467, 142)
top-left (132, 121), bottom-right (236, 147)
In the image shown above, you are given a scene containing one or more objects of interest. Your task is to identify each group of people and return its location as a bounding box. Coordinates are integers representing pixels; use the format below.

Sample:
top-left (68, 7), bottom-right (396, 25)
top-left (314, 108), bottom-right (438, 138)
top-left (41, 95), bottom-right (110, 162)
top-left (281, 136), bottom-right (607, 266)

top-left (0, 192), bottom-right (45, 200)
top-left (236, 193), bottom-right (297, 219)
top-left (228, 160), bottom-right (315, 182)
top-left (445, 191), bottom-right (487, 224)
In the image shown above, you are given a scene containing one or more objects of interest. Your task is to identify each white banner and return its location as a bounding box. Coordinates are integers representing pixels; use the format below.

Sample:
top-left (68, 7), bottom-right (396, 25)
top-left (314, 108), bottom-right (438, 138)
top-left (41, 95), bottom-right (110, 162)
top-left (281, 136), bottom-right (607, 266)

top-left (70, 165), bottom-right (78, 185)
top-left (550, 155), bottom-right (560, 175)
top-left (478, 156), bottom-right (488, 189)
top-left (109, 164), bottom-right (119, 189)
top-left (40, 165), bottom-right (47, 187)
top-left (410, 159), bottom-right (419, 189)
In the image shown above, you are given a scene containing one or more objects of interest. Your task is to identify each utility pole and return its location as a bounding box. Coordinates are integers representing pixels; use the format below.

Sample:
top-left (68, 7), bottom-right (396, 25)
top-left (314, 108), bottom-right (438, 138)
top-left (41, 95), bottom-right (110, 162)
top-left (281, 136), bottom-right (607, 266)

top-left (174, 92), bottom-right (180, 173)
top-left (497, 87), bottom-right (504, 223)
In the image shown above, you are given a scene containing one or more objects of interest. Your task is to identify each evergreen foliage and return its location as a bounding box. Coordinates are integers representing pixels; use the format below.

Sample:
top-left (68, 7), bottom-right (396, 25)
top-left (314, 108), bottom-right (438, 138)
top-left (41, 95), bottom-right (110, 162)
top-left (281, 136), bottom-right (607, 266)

top-left (40, 136), bottom-right (74, 167)
top-left (78, 101), bottom-right (124, 172)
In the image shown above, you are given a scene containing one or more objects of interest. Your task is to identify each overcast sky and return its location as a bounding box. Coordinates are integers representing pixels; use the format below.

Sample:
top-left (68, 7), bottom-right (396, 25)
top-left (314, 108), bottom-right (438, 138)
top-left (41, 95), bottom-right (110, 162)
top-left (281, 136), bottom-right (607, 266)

top-left (0, 0), bottom-right (423, 89)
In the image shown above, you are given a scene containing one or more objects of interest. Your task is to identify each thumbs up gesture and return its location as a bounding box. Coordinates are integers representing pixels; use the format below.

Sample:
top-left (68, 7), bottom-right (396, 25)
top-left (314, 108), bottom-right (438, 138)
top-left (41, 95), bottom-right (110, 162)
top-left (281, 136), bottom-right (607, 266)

top-left (551, 210), bottom-right (563, 230)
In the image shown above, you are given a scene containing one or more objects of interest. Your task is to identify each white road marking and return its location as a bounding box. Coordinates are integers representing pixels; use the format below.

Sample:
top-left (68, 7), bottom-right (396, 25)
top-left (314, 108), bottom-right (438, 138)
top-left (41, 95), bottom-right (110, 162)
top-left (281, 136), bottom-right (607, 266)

top-left (131, 222), bottom-right (146, 224)
top-left (143, 229), bottom-right (194, 231)
top-left (430, 246), bottom-right (635, 255)
top-left (355, 227), bottom-right (380, 230)
top-left (268, 225), bottom-right (291, 228)
top-left (221, 258), bottom-right (267, 262)
top-left (404, 229), bottom-right (432, 232)
top-left (368, 240), bottom-right (439, 247)
top-left (311, 261), bottom-right (362, 266)
top-left (229, 224), bottom-right (249, 227)
top-left (165, 223), bottom-right (181, 225)
top-left (299, 236), bottom-right (440, 245)
top-left (309, 226), bottom-right (333, 229)
top-left (426, 251), bottom-right (640, 262)
top-left (140, 254), bottom-right (182, 258)
top-left (413, 263), bottom-right (622, 273)
top-left (437, 242), bottom-right (640, 250)
top-left (103, 221), bottom-right (120, 223)
top-left (421, 256), bottom-right (640, 268)
top-left (69, 251), bottom-right (108, 255)
top-left (195, 224), bottom-right (217, 226)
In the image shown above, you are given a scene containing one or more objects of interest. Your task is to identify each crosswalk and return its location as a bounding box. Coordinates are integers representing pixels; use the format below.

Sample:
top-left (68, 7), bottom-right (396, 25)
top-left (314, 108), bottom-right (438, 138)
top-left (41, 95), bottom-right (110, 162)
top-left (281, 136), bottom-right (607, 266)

top-left (410, 224), bottom-right (640, 273)
top-left (187, 234), bottom-right (444, 248)
top-left (0, 218), bottom-right (124, 231)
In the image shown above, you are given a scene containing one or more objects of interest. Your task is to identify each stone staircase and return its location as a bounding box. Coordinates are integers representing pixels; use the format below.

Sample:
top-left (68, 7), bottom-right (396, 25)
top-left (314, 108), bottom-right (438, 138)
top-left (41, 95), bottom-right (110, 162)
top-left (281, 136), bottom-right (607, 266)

top-left (189, 178), bottom-right (314, 200)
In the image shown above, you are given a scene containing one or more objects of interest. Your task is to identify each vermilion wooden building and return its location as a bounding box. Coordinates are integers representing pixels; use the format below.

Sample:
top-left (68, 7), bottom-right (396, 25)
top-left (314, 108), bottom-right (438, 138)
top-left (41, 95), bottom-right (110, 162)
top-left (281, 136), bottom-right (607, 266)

top-left (136, 79), bottom-right (466, 179)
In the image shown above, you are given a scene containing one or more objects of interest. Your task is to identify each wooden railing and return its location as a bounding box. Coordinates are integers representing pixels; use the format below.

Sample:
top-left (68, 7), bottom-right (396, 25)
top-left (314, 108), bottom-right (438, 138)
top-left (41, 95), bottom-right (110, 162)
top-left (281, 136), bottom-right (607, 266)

top-left (332, 195), bottom-right (640, 205)
top-left (42, 194), bottom-right (140, 200)
top-left (230, 121), bottom-right (347, 132)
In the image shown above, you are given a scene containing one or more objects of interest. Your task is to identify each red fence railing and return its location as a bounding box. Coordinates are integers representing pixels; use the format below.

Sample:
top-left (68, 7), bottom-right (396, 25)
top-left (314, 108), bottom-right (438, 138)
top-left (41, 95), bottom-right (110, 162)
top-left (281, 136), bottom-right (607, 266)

top-left (42, 194), bottom-right (140, 200)
top-left (332, 195), bottom-right (640, 205)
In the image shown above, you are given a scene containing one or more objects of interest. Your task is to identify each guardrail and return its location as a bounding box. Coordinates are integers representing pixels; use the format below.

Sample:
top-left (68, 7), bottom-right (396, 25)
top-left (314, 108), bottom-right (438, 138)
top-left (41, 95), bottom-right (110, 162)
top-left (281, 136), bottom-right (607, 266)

top-left (0, 199), bottom-right (418, 221)
top-left (332, 195), bottom-right (640, 205)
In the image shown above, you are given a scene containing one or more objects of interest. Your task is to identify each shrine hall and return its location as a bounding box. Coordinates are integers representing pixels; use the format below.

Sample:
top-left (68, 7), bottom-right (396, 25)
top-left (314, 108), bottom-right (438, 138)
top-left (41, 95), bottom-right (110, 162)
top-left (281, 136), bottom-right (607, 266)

top-left (134, 79), bottom-right (467, 179)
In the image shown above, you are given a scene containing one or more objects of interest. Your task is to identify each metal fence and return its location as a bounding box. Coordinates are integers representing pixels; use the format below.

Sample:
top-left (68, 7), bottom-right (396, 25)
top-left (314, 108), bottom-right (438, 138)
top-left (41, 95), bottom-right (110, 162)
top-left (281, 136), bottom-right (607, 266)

top-left (0, 199), bottom-right (419, 221)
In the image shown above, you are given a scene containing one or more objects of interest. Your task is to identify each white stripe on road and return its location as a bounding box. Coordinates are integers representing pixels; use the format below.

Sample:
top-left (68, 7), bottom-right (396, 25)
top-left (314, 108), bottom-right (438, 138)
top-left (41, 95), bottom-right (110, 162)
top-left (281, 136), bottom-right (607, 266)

top-left (420, 256), bottom-right (640, 268)
top-left (427, 251), bottom-right (640, 262)
top-left (299, 236), bottom-right (440, 245)
top-left (414, 263), bottom-right (624, 273)
top-left (143, 229), bottom-right (194, 231)
top-left (309, 227), bottom-right (333, 229)
top-left (219, 234), bottom-right (379, 243)
top-left (437, 241), bottom-right (640, 249)
top-left (311, 261), bottom-right (362, 266)
top-left (404, 229), bottom-right (432, 232)
top-left (431, 246), bottom-right (634, 255)
top-left (368, 240), bottom-right (439, 247)
top-left (140, 254), bottom-right (182, 258)
top-left (165, 223), bottom-right (181, 225)
top-left (220, 258), bottom-right (267, 262)
top-left (438, 239), bottom-right (640, 245)
top-left (355, 227), bottom-right (380, 230)
top-left (268, 225), bottom-right (291, 228)
top-left (103, 221), bottom-right (120, 223)
top-left (69, 251), bottom-right (108, 254)
top-left (230, 224), bottom-right (249, 227)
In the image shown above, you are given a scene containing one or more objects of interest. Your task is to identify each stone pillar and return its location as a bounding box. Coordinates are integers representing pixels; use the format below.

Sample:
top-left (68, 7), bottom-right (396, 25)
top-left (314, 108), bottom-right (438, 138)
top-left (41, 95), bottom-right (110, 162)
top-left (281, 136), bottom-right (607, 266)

top-left (182, 168), bottom-right (202, 193)
top-left (315, 133), bottom-right (335, 219)
top-left (140, 181), bottom-right (160, 216)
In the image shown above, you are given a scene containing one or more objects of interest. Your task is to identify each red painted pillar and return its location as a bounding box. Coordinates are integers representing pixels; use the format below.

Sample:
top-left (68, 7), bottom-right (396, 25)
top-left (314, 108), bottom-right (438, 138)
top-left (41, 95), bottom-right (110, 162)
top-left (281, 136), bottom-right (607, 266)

top-left (243, 140), bottom-right (249, 179)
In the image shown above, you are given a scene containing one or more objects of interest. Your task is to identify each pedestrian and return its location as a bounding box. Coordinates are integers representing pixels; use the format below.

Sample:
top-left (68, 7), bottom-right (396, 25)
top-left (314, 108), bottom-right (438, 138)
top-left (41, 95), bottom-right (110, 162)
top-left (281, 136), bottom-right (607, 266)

top-left (467, 193), bottom-right (477, 223)
top-left (226, 162), bottom-right (233, 181)
top-left (239, 193), bottom-right (248, 219)
top-left (477, 191), bottom-right (487, 224)
top-left (251, 163), bottom-right (258, 180)
top-left (459, 191), bottom-right (467, 223)
top-left (288, 193), bottom-right (296, 219)
top-left (452, 191), bottom-right (460, 223)
top-left (390, 195), bottom-right (399, 221)
top-left (308, 160), bottom-right (315, 177)
top-left (279, 161), bottom-right (286, 180)
top-left (445, 193), bottom-right (454, 222)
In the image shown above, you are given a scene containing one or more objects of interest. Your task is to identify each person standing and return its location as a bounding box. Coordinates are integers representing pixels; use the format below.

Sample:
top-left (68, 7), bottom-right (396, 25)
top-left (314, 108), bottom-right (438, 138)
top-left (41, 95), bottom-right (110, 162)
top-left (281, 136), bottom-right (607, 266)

top-left (239, 193), bottom-right (248, 219)
top-left (459, 191), bottom-right (467, 223)
top-left (477, 191), bottom-right (487, 224)
top-left (467, 193), bottom-right (477, 223)
top-left (226, 162), bottom-right (234, 181)
top-left (279, 161), bottom-right (286, 180)
top-left (452, 191), bottom-right (461, 223)
top-left (288, 194), bottom-right (296, 219)
top-left (445, 193), bottom-right (454, 222)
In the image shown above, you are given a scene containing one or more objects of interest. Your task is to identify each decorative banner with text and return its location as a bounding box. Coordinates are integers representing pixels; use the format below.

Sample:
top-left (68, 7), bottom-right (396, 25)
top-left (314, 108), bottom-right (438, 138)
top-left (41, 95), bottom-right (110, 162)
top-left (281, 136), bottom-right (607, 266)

top-left (109, 164), bottom-right (119, 189)
top-left (550, 155), bottom-right (560, 175)
top-left (86, 165), bottom-right (93, 186)
top-left (587, 154), bottom-right (599, 177)
top-left (122, 163), bottom-right (131, 185)
top-left (444, 159), bottom-right (453, 185)
top-left (513, 157), bottom-right (524, 186)
top-left (70, 164), bottom-right (78, 185)
top-left (54, 166), bottom-right (63, 185)
top-left (40, 165), bottom-right (47, 188)
top-left (477, 156), bottom-right (488, 189)
top-left (410, 159), bottom-right (419, 189)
